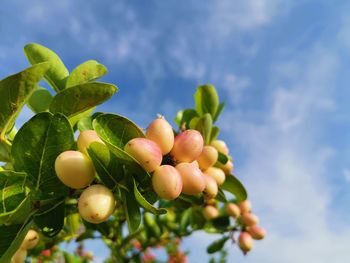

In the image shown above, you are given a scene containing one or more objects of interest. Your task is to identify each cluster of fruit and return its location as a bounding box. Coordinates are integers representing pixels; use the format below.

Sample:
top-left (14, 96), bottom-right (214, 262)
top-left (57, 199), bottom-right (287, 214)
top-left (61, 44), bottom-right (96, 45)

top-left (11, 230), bottom-right (39, 263)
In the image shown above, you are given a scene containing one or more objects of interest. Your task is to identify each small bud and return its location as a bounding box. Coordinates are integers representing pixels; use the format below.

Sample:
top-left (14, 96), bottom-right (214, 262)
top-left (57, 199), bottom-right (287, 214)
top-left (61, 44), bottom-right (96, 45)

top-left (241, 213), bottom-right (259, 227)
top-left (170, 130), bottom-right (204, 163)
top-left (203, 175), bottom-right (218, 198)
top-left (238, 200), bottom-right (252, 214)
top-left (77, 130), bottom-right (105, 154)
top-left (124, 138), bottom-right (162, 172)
top-left (152, 165), bottom-right (183, 200)
top-left (204, 167), bottom-right (225, 185)
top-left (146, 116), bottom-right (174, 155)
top-left (247, 225), bottom-right (266, 240)
top-left (176, 162), bottom-right (205, 195)
top-left (226, 203), bottom-right (240, 218)
top-left (238, 232), bottom-right (253, 253)
top-left (197, 146), bottom-right (218, 170)
top-left (210, 140), bottom-right (229, 155)
top-left (203, 206), bottom-right (219, 220)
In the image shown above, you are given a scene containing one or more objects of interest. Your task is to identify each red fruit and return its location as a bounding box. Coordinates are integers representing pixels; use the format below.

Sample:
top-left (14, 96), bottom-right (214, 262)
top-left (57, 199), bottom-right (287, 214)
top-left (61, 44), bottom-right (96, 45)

top-left (226, 203), bottom-right (240, 218)
top-left (197, 146), bottom-right (218, 170)
top-left (124, 138), bottom-right (162, 172)
top-left (170, 130), bottom-right (204, 162)
top-left (203, 175), bottom-right (218, 198)
top-left (203, 206), bottom-right (219, 220)
top-left (41, 249), bottom-right (51, 257)
top-left (238, 200), bottom-right (252, 214)
top-left (175, 163), bottom-right (205, 195)
top-left (241, 213), bottom-right (259, 227)
top-left (146, 116), bottom-right (174, 155)
top-left (152, 165), bottom-right (182, 200)
top-left (247, 225), bottom-right (266, 240)
top-left (238, 232), bottom-right (253, 253)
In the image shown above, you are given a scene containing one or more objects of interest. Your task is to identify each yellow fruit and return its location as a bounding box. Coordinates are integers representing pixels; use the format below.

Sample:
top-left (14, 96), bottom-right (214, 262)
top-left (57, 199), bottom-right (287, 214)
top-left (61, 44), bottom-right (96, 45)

top-left (204, 167), bottom-right (225, 185)
top-left (11, 249), bottom-right (27, 263)
top-left (146, 116), bottom-right (174, 155)
top-left (247, 225), bottom-right (266, 240)
top-left (152, 165), bottom-right (183, 200)
top-left (203, 175), bottom-right (218, 198)
top-left (226, 203), bottom-right (240, 218)
top-left (238, 232), bottom-right (253, 253)
top-left (175, 162), bottom-right (205, 195)
top-left (210, 140), bottom-right (229, 155)
top-left (170, 130), bottom-right (204, 162)
top-left (197, 146), bottom-right (218, 170)
top-left (216, 160), bottom-right (233, 175)
top-left (238, 200), bottom-right (252, 214)
top-left (241, 213), bottom-right (259, 227)
top-left (20, 230), bottom-right (39, 250)
top-left (203, 206), bottom-right (219, 220)
top-left (77, 130), bottom-right (105, 154)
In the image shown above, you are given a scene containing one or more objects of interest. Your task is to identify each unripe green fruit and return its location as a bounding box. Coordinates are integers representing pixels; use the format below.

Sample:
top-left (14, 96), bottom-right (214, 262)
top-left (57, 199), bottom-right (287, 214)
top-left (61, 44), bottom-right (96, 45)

top-left (20, 229), bottom-right (39, 250)
top-left (55, 151), bottom-right (95, 189)
top-left (175, 162), bottom-right (205, 195)
top-left (203, 205), bottom-right (219, 220)
top-left (210, 140), bottom-right (229, 155)
top-left (77, 130), bottom-right (105, 154)
top-left (247, 225), bottom-right (266, 240)
top-left (238, 232), bottom-right (253, 253)
top-left (216, 160), bottom-right (233, 175)
top-left (11, 249), bottom-right (27, 263)
top-left (204, 167), bottom-right (225, 185)
top-left (226, 203), bottom-right (240, 218)
top-left (78, 184), bottom-right (116, 224)
top-left (197, 146), bottom-right (218, 170)
top-left (170, 129), bottom-right (204, 163)
top-left (238, 200), bottom-right (252, 214)
top-left (124, 138), bottom-right (162, 172)
top-left (146, 116), bottom-right (174, 155)
top-left (203, 175), bottom-right (218, 198)
top-left (241, 213), bottom-right (259, 227)
top-left (152, 165), bottom-right (182, 200)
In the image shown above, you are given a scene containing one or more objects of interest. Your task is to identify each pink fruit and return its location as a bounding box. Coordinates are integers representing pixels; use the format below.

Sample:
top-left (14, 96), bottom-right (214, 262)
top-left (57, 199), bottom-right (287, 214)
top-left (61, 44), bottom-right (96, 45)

top-left (203, 206), bottom-right (219, 220)
top-left (197, 146), bottom-right (218, 170)
top-left (41, 249), bottom-right (51, 257)
top-left (226, 203), bottom-right (240, 218)
top-left (170, 130), bottom-right (204, 162)
top-left (77, 130), bottom-right (105, 154)
top-left (124, 138), bottom-right (162, 172)
top-left (247, 225), bottom-right (266, 240)
top-left (175, 162), bottom-right (205, 195)
top-left (238, 232), bottom-right (253, 253)
top-left (146, 116), bottom-right (174, 155)
top-left (152, 165), bottom-right (182, 200)
top-left (203, 175), bottom-right (218, 198)
top-left (241, 213), bottom-right (259, 227)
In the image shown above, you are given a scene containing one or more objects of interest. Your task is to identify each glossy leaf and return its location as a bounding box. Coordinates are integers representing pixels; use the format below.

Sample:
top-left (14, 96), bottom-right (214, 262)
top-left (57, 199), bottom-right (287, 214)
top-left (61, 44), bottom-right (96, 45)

top-left (216, 188), bottom-right (227, 203)
top-left (11, 113), bottom-right (74, 194)
top-left (210, 126), bottom-right (219, 143)
top-left (27, 86), bottom-right (53, 113)
top-left (66, 60), bottom-right (107, 88)
top-left (217, 152), bottom-right (229, 165)
top-left (194, 84), bottom-right (219, 117)
top-left (221, 175), bottom-right (247, 202)
top-left (0, 62), bottom-right (50, 137)
top-left (194, 113), bottom-right (212, 145)
top-left (50, 82), bottom-right (117, 118)
top-left (207, 236), bottom-right (229, 254)
top-left (122, 188), bottom-right (141, 233)
top-left (211, 216), bottom-right (230, 231)
top-left (24, 43), bottom-right (69, 92)
top-left (213, 102), bottom-right (225, 122)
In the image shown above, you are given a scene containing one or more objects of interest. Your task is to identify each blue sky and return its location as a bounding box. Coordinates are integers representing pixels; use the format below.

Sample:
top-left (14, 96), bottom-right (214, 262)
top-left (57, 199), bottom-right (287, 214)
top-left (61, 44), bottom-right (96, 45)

top-left (2, 0), bottom-right (350, 262)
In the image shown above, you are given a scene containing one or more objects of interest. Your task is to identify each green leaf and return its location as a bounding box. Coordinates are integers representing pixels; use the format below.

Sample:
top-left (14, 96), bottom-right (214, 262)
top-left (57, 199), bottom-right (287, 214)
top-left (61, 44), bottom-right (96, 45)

top-left (174, 110), bottom-right (183, 126)
top-left (217, 152), bottom-right (229, 165)
top-left (211, 216), bottom-right (230, 231)
top-left (194, 113), bottom-right (212, 145)
top-left (77, 112), bottom-right (103, 132)
top-left (27, 86), bottom-right (53, 113)
top-left (11, 113), bottom-right (74, 194)
top-left (122, 188), bottom-right (141, 233)
top-left (190, 207), bottom-right (206, 230)
top-left (213, 102), bottom-right (225, 122)
top-left (66, 60), bottom-right (107, 88)
top-left (216, 188), bottom-right (227, 203)
top-left (220, 175), bottom-right (247, 202)
top-left (180, 208), bottom-right (191, 233)
top-left (87, 142), bottom-right (124, 189)
top-left (0, 219), bottom-right (33, 262)
top-left (133, 179), bottom-right (167, 215)
top-left (34, 197), bottom-right (65, 237)
top-left (0, 62), bottom-right (50, 138)
top-left (0, 142), bottom-right (10, 162)
top-left (49, 82), bottom-right (117, 118)
top-left (143, 213), bottom-right (161, 238)
top-left (68, 108), bottom-right (95, 128)
top-left (210, 126), bottom-right (220, 143)
top-left (24, 43), bottom-right (69, 92)
top-left (180, 109), bottom-right (199, 129)
top-left (207, 236), bottom-right (229, 254)
top-left (194, 84), bottom-right (219, 117)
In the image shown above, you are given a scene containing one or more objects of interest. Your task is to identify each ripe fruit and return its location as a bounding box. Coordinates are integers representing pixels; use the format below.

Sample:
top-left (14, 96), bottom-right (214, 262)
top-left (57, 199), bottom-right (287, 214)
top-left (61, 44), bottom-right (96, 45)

top-left (203, 206), bottom-right (219, 220)
top-left (216, 160), bottom-right (233, 175)
top-left (11, 249), bottom-right (27, 263)
top-left (210, 140), bottom-right (229, 155)
top-left (204, 167), bottom-right (225, 185)
top-left (21, 229), bottom-right (39, 250)
top-left (77, 130), bottom-right (105, 154)
top-left (247, 225), bottom-right (266, 240)
top-left (146, 116), bottom-right (174, 155)
top-left (175, 162), bottom-right (205, 195)
top-left (238, 232), bottom-right (253, 253)
top-left (238, 200), bottom-right (252, 214)
top-left (152, 165), bottom-right (183, 200)
top-left (55, 151), bottom-right (95, 189)
top-left (241, 213), bottom-right (259, 227)
top-left (226, 203), bottom-right (240, 218)
top-left (78, 184), bottom-right (116, 224)
top-left (196, 146), bottom-right (218, 170)
top-left (124, 138), bottom-right (162, 172)
top-left (170, 130), bottom-right (204, 162)
top-left (203, 175), bottom-right (218, 198)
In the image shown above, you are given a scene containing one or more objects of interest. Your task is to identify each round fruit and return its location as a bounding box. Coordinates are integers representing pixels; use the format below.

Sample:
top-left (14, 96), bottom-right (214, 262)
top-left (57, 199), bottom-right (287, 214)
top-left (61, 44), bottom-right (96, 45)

top-left (11, 249), bottom-right (27, 263)
top-left (226, 203), bottom-right (240, 218)
top-left (146, 116), bottom-right (174, 155)
top-left (77, 130), bottom-right (105, 154)
top-left (191, 160), bottom-right (199, 168)
top-left (21, 229), bottom-right (39, 250)
top-left (210, 140), bottom-right (229, 155)
top-left (241, 213), bottom-right (259, 226)
top-left (204, 167), bottom-right (225, 185)
top-left (55, 151), bottom-right (95, 189)
top-left (203, 206), bottom-right (219, 220)
top-left (216, 160), bottom-right (234, 175)
top-left (197, 146), bottom-right (218, 170)
top-left (175, 162), bottom-right (205, 195)
top-left (203, 175), bottom-right (218, 198)
top-left (170, 130), bottom-right (204, 163)
top-left (238, 200), bottom-right (252, 214)
top-left (78, 184), bottom-right (116, 224)
top-left (152, 165), bottom-right (182, 200)
top-left (124, 138), bottom-right (162, 172)
top-left (238, 232), bottom-right (253, 253)
top-left (247, 225), bottom-right (266, 240)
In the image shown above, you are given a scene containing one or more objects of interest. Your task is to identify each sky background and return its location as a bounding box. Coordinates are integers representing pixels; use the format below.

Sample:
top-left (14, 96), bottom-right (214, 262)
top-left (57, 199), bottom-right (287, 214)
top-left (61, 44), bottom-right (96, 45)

top-left (1, 0), bottom-right (350, 262)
